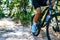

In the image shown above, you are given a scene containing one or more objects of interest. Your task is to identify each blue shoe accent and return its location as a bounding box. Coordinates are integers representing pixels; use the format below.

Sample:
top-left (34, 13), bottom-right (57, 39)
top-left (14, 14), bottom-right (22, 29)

top-left (31, 22), bottom-right (37, 33)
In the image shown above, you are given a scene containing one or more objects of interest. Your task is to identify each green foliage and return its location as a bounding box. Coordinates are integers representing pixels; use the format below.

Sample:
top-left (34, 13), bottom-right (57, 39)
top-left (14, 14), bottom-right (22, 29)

top-left (57, 1), bottom-right (60, 6)
top-left (0, 0), bottom-right (33, 26)
top-left (7, 0), bottom-right (33, 26)
top-left (19, 12), bottom-right (32, 26)
top-left (13, 12), bottom-right (32, 26)
top-left (0, 0), bottom-right (2, 5)
top-left (0, 12), bottom-right (5, 19)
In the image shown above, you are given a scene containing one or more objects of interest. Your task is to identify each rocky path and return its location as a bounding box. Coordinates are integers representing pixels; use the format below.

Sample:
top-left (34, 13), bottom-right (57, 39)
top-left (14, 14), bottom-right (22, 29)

top-left (0, 17), bottom-right (60, 40)
top-left (0, 17), bottom-right (48, 40)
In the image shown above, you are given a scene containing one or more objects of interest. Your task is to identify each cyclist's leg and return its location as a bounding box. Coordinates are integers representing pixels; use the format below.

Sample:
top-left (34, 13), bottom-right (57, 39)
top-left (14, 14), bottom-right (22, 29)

top-left (31, 0), bottom-right (49, 33)
top-left (31, 8), bottom-right (41, 33)
top-left (33, 8), bottom-right (41, 22)
top-left (32, 0), bottom-right (49, 22)
top-left (31, 0), bottom-right (41, 33)
top-left (46, 0), bottom-right (54, 6)
top-left (31, 0), bottom-right (54, 33)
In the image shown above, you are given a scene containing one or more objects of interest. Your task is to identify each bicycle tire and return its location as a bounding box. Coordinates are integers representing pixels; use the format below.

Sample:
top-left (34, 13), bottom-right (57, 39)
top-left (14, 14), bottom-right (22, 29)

top-left (46, 13), bottom-right (60, 40)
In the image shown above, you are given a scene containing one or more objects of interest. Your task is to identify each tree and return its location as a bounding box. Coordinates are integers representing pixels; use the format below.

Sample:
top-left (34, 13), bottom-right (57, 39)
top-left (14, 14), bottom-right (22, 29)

top-left (0, 0), bottom-right (33, 26)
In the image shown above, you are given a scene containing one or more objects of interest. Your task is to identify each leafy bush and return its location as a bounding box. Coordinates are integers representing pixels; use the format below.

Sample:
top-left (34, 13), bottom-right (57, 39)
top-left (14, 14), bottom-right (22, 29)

top-left (8, 11), bottom-right (33, 26)
top-left (19, 12), bottom-right (32, 26)
top-left (15, 12), bottom-right (32, 26)
top-left (0, 12), bottom-right (5, 19)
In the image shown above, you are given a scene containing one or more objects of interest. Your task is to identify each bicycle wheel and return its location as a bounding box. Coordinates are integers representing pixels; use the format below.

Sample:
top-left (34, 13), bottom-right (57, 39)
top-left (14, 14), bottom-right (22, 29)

top-left (31, 15), bottom-right (41, 36)
top-left (46, 13), bottom-right (60, 40)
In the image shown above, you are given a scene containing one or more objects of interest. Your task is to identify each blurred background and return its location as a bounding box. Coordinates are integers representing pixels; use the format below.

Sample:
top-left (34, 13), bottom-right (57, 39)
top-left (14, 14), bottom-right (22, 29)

top-left (0, 0), bottom-right (60, 40)
top-left (0, 0), bottom-right (60, 26)
top-left (0, 0), bottom-right (34, 26)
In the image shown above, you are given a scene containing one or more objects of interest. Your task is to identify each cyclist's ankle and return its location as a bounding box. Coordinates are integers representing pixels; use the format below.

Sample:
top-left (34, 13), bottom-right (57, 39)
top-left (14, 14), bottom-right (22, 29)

top-left (33, 22), bottom-right (37, 25)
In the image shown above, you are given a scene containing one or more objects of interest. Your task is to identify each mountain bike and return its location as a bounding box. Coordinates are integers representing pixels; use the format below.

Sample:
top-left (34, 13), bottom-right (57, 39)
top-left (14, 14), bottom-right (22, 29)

top-left (31, 0), bottom-right (60, 40)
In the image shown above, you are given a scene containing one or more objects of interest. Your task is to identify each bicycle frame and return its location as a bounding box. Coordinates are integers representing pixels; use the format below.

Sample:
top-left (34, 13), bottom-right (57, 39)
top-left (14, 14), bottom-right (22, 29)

top-left (31, 0), bottom-right (60, 40)
top-left (38, 0), bottom-right (60, 29)
top-left (38, 7), bottom-right (49, 27)
top-left (38, 0), bottom-right (60, 40)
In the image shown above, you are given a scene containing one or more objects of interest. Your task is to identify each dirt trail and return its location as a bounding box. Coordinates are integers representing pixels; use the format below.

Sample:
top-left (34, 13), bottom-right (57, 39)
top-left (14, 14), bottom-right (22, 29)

top-left (0, 17), bottom-right (60, 40)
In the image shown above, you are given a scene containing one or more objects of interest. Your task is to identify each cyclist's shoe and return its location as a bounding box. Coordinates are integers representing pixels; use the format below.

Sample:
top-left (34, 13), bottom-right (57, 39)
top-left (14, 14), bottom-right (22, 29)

top-left (31, 22), bottom-right (37, 33)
